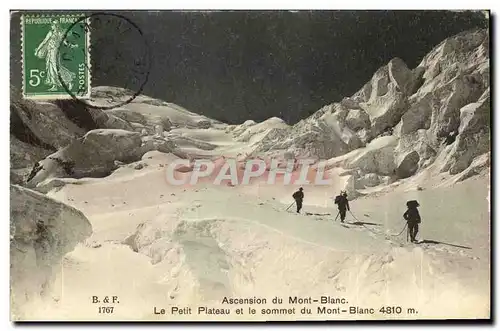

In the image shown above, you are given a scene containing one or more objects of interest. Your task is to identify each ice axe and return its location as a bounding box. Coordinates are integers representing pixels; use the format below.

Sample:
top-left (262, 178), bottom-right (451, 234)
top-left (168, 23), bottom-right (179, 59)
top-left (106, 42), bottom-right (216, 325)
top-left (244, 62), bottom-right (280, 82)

top-left (334, 212), bottom-right (339, 222)
top-left (285, 201), bottom-right (295, 211)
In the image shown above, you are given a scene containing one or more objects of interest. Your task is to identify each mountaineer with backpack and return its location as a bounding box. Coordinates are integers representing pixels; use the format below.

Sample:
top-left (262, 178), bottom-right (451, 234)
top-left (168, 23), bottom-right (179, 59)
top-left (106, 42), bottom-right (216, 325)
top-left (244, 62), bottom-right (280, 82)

top-left (403, 200), bottom-right (421, 243)
top-left (292, 187), bottom-right (304, 213)
top-left (334, 190), bottom-right (350, 223)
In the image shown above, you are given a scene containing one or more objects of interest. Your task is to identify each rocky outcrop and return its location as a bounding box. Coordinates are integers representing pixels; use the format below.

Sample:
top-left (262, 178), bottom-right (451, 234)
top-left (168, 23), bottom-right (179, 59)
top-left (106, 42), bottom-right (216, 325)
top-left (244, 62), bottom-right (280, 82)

top-left (394, 129), bottom-right (437, 176)
top-left (346, 136), bottom-right (398, 176)
top-left (10, 136), bottom-right (51, 169)
top-left (427, 73), bottom-right (484, 141)
top-left (251, 127), bottom-right (290, 155)
top-left (11, 97), bottom-right (86, 151)
top-left (11, 169), bottom-right (31, 186)
top-left (95, 87), bottom-right (220, 131)
top-left (399, 94), bottom-right (433, 135)
top-left (10, 88), bottom-right (107, 186)
top-left (388, 57), bottom-right (418, 95)
top-left (227, 119), bottom-right (258, 137)
top-left (440, 88), bottom-right (490, 174)
top-left (254, 110), bottom-right (366, 159)
top-left (356, 173), bottom-right (381, 188)
top-left (105, 108), bottom-right (172, 134)
top-left (10, 86), bottom-right (191, 175)
top-left (413, 29), bottom-right (489, 139)
top-left (359, 78), bottom-right (410, 138)
top-left (345, 109), bottom-right (371, 131)
top-left (10, 185), bottom-right (92, 319)
top-left (26, 129), bottom-right (176, 188)
top-left (344, 58), bottom-right (417, 139)
top-left (10, 95), bottom-right (92, 188)
top-left (106, 108), bottom-right (147, 124)
top-left (395, 150), bottom-right (420, 179)
top-left (139, 135), bottom-right (177, 155)
top-left (270, 121), bottom-right (348, 159)
top-left (450, 152), bottom-right (490, 183)
top-left (102, 114), bottom-right (135, 131)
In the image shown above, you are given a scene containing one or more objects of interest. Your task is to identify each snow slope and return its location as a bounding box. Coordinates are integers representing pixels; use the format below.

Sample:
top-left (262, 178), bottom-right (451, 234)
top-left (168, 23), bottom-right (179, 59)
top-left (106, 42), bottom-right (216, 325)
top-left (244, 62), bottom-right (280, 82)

top-left (20, 151), bottom-right (488, 321)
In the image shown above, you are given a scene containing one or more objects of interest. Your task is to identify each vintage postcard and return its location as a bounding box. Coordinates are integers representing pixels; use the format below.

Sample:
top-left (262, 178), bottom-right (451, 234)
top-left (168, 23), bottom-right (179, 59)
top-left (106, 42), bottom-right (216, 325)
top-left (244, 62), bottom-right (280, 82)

top-left (9, 10), bottom-right (491, 322)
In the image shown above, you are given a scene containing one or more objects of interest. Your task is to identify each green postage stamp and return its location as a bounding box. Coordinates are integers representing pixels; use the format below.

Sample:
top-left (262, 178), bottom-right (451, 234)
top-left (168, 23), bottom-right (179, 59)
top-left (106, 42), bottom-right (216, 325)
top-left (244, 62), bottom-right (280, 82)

top-left (21, 13), bottom-right (91, 100)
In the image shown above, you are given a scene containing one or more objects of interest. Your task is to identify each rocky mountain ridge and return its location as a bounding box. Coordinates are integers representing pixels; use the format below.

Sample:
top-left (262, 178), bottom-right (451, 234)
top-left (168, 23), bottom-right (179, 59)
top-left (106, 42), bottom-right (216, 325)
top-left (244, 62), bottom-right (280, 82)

top-left (246, 28), bottom-right (490, 182)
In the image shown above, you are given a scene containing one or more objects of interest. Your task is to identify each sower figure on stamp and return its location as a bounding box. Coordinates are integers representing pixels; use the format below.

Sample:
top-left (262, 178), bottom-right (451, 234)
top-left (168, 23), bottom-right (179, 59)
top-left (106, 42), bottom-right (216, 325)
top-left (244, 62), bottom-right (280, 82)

top-left (34, 20), bottom-right (77, 91)
top-left (292, 187), bottom-right (304, 214)
top-left (403, 200), bottom-right (421, 243)
top-left (334, 190), bottom-right (350, 223)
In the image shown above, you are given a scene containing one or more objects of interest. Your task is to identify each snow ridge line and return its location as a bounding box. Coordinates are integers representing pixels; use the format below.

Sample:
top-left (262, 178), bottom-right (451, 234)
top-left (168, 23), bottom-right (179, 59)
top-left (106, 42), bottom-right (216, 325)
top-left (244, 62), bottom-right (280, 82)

top-left (177, 216), bottom-right (351, 254)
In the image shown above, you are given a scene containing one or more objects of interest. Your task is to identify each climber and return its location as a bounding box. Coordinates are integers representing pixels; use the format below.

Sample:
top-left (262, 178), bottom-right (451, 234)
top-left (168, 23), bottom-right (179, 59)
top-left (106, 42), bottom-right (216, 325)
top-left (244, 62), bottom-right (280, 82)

top-left (292, 187), bottom-right (304, 213)
top-left (334, 190), bottom-right (350, 223)
top-left (403, 200), bottom-right (421, 243)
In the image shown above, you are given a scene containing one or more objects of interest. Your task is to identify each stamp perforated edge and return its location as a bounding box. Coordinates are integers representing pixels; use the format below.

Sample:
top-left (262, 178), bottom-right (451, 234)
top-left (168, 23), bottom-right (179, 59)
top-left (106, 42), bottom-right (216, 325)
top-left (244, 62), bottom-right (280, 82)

top-left (21, 13), bottom-right (92, 100)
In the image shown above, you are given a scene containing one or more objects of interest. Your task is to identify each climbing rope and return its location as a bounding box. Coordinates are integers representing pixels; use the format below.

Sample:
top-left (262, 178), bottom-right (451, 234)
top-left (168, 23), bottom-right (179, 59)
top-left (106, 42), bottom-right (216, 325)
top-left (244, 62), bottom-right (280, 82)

top-left (348, 210), bottom-right (380, 236)
top-left (394, 222), bottom-right (408, 237)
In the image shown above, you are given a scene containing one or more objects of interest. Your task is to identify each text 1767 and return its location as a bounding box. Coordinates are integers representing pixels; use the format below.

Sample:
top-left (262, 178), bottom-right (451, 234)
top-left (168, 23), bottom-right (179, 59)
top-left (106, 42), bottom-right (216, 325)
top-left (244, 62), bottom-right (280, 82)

top-left (98, 306), bottom-right (114, 314)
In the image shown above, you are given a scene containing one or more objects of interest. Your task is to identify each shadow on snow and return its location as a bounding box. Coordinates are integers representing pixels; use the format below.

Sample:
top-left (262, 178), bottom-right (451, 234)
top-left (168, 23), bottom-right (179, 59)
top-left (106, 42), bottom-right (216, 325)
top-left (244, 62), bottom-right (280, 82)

top-left (418, 239), bottom-right (472, 250)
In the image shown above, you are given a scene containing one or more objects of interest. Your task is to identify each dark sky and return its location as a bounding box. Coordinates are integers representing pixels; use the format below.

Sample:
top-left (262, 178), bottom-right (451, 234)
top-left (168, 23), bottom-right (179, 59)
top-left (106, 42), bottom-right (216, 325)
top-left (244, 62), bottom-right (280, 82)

top-left (12, 11), bottom-right (488, 124)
